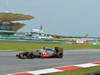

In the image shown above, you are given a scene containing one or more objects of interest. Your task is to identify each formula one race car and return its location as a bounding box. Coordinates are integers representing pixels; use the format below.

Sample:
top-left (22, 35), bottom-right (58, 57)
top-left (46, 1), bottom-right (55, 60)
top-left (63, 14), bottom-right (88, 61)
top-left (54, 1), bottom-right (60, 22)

top-left (16, 47), bottom-right (63, 59)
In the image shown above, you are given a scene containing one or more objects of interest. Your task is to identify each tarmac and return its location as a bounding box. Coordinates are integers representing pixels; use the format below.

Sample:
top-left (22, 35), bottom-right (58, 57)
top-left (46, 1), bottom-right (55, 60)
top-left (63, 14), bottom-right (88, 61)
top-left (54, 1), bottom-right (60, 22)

top-left (0, 49), bottom-right (100, 75)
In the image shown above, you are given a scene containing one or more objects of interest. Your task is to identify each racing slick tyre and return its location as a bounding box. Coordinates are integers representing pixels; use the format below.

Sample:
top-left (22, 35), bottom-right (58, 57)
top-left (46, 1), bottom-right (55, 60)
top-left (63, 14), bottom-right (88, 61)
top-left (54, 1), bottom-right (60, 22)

top-left (57, 53), bottom-right (63, 58)
top-left (16, 54), bottom-right (27, 59)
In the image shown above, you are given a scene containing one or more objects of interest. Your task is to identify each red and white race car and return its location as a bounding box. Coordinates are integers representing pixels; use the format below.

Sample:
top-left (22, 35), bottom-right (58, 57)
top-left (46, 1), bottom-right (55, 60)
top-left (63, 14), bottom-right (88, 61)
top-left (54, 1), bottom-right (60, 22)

top-left (16, 47), bottom-right (63, 59)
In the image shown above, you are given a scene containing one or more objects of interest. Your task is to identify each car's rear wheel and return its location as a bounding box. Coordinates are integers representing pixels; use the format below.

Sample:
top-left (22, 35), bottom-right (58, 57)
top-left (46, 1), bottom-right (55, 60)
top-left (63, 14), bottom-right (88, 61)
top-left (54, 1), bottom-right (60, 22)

top-left (57, 53), bottom-right (63, 58)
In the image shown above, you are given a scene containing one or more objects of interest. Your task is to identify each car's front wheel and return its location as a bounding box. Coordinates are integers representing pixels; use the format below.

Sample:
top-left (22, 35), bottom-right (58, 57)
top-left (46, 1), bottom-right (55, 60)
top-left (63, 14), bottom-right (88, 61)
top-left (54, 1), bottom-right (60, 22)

top-left (16, 54), bottom-right (27, 59)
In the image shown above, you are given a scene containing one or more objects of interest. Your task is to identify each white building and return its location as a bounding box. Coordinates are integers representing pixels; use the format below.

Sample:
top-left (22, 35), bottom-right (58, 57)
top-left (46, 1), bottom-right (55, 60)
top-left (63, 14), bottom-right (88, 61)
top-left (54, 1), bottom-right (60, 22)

top-left (29, 27), bottom-right (53, 39)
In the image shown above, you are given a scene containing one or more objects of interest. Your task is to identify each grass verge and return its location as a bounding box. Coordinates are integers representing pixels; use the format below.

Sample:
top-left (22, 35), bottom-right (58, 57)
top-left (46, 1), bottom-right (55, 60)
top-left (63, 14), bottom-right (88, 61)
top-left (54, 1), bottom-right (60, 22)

top-left (0, 42), bottom-right (100, 51)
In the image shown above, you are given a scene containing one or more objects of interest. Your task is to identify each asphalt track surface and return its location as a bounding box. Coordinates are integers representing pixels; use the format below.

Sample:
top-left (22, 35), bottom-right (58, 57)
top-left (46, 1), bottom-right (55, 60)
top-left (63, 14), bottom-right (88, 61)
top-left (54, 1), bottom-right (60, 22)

top-left (0, 49), bottom-right (100, 75)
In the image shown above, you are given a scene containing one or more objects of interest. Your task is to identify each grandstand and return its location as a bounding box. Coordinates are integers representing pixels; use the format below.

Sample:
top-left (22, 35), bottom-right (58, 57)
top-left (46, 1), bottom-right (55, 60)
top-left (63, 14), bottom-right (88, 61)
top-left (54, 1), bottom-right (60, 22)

top-left (0, 11), bottom-right (99, 44)
top-left (0, 11), bottom-right (33, 38)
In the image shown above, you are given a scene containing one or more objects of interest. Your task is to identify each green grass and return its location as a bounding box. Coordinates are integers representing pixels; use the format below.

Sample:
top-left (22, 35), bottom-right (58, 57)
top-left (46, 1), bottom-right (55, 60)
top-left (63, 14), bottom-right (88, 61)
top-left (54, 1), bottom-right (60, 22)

top-left (48, 66), bottom-right (100, 75)
top-left (0, 42), bottom-right (100, 51)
